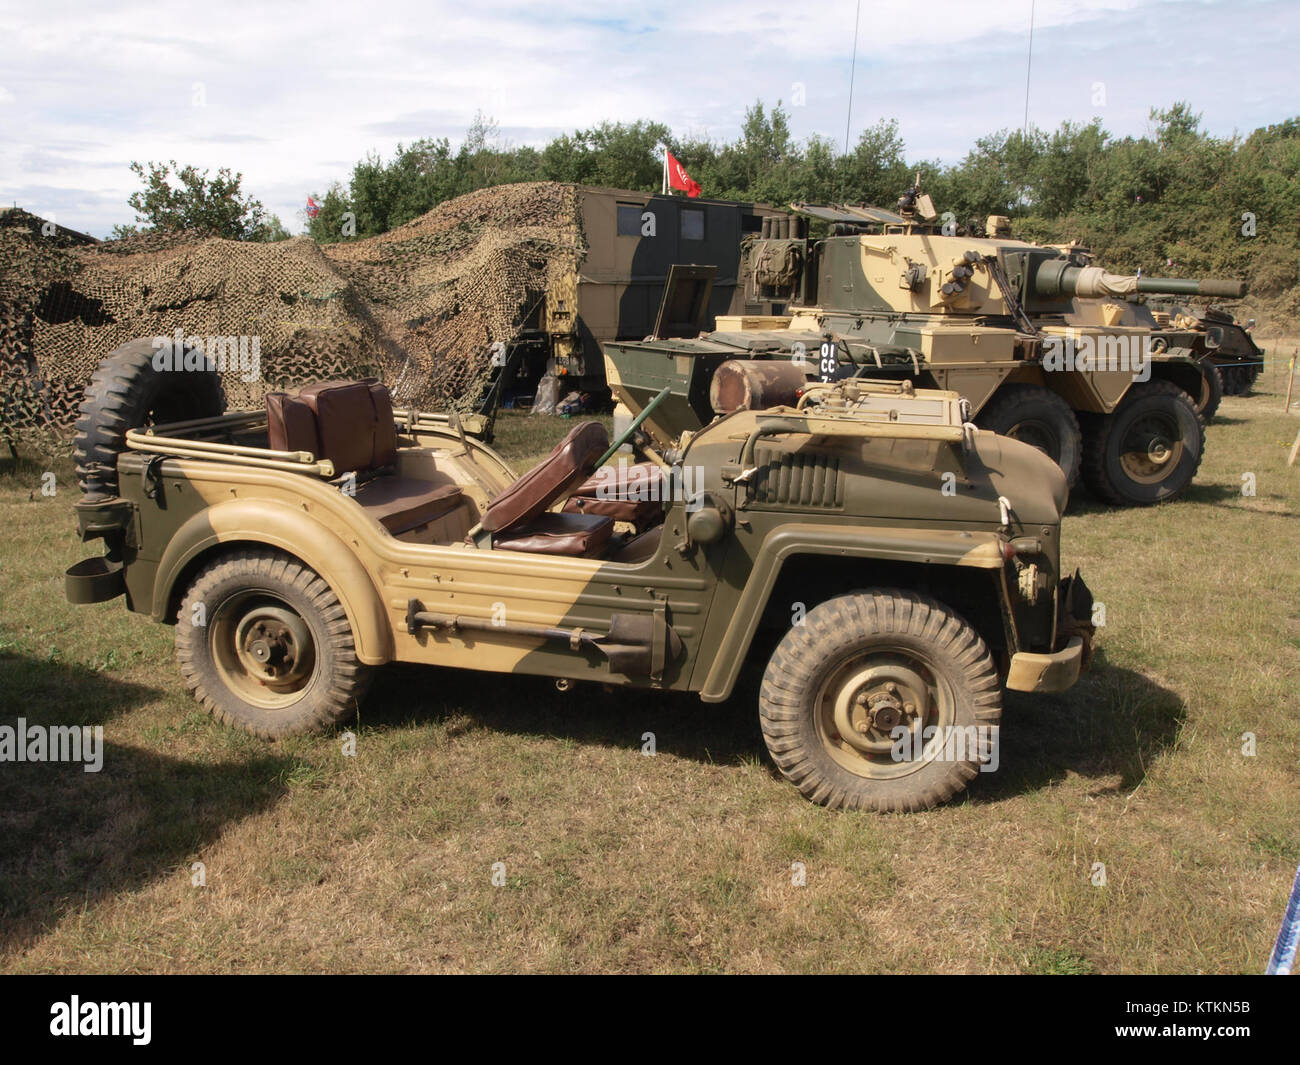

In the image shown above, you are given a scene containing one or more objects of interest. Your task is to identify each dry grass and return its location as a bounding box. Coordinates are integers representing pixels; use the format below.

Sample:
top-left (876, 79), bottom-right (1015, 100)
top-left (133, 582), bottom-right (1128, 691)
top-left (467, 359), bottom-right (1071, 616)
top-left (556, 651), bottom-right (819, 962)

top-left (1, 375), bottom-right (1297, 974)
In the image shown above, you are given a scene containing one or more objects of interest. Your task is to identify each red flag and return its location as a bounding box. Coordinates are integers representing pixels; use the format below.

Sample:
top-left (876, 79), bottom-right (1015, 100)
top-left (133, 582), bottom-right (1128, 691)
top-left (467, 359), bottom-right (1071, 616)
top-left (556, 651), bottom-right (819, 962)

top-left (666, 150), bottom-right (701, 198)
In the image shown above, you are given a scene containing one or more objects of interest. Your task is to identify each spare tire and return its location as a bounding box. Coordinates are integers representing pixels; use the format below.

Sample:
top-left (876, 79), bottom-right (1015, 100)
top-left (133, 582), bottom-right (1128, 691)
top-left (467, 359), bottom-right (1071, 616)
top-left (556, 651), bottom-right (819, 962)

top-left (74, 337), bottom-right (226, 500)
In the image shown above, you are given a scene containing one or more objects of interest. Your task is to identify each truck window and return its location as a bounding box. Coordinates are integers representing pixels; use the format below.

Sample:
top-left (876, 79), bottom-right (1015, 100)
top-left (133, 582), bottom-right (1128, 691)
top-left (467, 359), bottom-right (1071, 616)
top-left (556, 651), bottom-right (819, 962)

top-left (680, 207), bottom-right (705, 241)
top-left (617, 204), bottom-right (643, 236)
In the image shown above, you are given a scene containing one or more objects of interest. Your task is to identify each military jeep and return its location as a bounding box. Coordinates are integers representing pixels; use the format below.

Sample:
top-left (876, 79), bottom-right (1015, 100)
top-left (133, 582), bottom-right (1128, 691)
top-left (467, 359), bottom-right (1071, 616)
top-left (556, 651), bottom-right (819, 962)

top-left (65, 338), bottom-right (1094, 812)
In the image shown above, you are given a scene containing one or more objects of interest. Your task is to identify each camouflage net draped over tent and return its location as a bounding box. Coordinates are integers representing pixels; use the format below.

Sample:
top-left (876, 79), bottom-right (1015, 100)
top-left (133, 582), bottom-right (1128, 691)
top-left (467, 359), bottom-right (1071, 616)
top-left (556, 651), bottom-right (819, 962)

top-left (0, 182), bottom-right (586, 444)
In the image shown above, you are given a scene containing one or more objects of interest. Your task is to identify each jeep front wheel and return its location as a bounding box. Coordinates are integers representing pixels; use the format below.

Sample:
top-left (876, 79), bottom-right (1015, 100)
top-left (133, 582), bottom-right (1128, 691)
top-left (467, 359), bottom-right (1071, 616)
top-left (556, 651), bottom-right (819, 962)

top-left (176, 549), bottom-right (371, 738)
top-left (759, 591), bottom-right (1002, 812)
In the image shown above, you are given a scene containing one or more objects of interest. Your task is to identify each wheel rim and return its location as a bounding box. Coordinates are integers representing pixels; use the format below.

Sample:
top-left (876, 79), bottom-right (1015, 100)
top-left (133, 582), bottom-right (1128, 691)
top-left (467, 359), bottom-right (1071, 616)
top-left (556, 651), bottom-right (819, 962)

top-left (814, 647), bottom-right (957, 779)
top-left (1196, 373), bottom-right (1212, 412)
top-left (210, 591), bottom-right (318, 709)
top-left (1005, 418), bottom-right (1061, 463)
top-left (1117, 409), bottom-right (1184, 485)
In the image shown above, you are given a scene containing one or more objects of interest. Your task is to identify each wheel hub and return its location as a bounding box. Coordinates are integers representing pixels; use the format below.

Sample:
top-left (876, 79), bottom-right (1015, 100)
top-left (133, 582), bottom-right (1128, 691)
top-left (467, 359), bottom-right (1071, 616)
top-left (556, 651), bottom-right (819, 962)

top-left (1007, 419), bottom-right (1060, 462)
top-left (1138, 432), bottom-right (1172, 466)
top-left (832, 664), bottom-right (929, 755)
top-left (1119, 412), bottom-right (1183, 484)
top-left (235, 606), bottom-right (312, 686)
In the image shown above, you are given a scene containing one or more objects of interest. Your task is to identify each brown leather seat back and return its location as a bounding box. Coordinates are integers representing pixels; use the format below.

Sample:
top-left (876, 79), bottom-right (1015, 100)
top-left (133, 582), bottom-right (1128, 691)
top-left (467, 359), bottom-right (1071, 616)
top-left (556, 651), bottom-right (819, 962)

top-left (481, 421), bottom-right (609, 534)
top-left (562, 461), bottom-right (665, 532)
top-left (266, 392), bottom-right (320, 456)
top-left (267, 378), bottom-right (397, 474)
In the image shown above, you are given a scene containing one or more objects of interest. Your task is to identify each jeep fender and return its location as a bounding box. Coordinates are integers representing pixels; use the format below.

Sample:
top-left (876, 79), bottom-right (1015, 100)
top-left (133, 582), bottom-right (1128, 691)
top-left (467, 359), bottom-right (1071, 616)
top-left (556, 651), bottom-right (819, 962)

top-left (698, 524), bottom-right (1007, 702)
top-left (151, 498), bottom-right (393, 665)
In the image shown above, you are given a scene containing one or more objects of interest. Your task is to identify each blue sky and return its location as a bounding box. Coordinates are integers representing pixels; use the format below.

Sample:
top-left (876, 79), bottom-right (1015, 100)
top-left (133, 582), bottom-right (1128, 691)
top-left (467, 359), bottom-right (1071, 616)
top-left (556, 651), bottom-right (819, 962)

top-left (1, 0), bottom-right (1296, 238)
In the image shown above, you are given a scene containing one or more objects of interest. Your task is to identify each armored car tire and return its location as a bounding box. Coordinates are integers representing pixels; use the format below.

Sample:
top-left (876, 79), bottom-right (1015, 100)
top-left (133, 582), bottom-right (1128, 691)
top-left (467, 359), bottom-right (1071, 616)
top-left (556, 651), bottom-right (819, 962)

top-left (974, 385), bottom-right (1083, 487)
top-left (74, 337), bottom-right (226, 500)
top-left (1221, 362), bottom-right (1259, 397)
top-left (175, 549), bottom-right (372, 739)
top-left (1081, 380), bottom-right (1204, 506)
top-left (1195, 360), bottom-right (1223, 423)
top-left (759, 591), bottom-right (1002, 813)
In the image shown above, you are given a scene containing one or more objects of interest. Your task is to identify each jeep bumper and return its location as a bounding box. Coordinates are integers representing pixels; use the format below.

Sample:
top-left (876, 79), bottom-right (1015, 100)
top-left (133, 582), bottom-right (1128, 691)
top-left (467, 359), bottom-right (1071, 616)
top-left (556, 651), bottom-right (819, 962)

top-left (1006, 570), bottom-right (1095, 693)
top-left (65, 556), bottom-right (126, 604)
top-left (1007, 637), bottom-right (1085, 693)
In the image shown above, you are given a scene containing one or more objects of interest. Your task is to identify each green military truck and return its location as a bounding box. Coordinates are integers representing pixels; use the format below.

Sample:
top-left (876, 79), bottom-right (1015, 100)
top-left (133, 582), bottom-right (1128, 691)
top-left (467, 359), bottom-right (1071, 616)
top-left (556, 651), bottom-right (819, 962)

top-left (65, 337), bottom-right (1094, 812)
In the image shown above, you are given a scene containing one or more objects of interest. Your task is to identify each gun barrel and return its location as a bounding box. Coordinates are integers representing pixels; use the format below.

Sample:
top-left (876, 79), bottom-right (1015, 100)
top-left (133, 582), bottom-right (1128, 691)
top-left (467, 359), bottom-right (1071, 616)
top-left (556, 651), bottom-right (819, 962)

top-left (1035, 262), bottom-right (1247, 301)
top-left (1135, 276), bottom-right (1247, 299)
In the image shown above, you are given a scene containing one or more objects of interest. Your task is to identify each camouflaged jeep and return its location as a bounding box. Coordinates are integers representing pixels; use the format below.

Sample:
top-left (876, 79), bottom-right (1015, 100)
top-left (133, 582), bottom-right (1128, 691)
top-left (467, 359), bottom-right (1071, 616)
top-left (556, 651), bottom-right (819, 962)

top-left (65, 337), bottom-right (1093, 811)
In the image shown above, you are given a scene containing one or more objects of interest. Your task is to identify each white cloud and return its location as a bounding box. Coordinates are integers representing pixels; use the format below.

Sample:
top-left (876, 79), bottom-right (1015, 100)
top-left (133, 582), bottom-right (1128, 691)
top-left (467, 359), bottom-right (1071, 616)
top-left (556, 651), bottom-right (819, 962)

top-left (0, 0), bottom-right (1296, 236)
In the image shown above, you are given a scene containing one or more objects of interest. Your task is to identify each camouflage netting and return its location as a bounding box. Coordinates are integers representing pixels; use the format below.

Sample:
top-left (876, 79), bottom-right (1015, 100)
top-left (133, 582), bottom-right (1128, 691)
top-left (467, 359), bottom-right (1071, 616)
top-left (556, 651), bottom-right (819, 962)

top-left (0, 182), bottom-right (586, 445)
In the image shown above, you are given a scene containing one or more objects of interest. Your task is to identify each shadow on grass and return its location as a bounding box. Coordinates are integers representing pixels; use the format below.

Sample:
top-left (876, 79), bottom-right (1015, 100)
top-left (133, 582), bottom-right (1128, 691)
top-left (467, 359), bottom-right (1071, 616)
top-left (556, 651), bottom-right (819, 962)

top-left (0, 653), bottom-right (291, 955)
top-left (366, 660), bottom-right (768, 767)
top-left (1066, 481), bottom-right (1268, 515)
top-left (976, 646), bottom-right (1186, 805)
top-left (1179, 481), bottom-right (1296, 514)
top-left (363, 642), bottom-right (1185, 808)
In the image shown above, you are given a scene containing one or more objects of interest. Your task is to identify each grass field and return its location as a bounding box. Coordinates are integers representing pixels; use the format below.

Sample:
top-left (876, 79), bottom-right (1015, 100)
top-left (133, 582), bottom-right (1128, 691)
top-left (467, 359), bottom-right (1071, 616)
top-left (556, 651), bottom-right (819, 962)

top-left (2, 362), bottom-right (1298, 974)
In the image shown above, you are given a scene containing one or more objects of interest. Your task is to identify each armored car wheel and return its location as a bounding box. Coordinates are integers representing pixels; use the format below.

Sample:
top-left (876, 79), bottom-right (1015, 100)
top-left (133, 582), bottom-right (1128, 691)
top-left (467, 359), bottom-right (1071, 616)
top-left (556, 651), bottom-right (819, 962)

top-left (175, 549), bottom-right (371, 739)
top-left (759, 590), bottom-right (1002, 812)
top-left (974, 385), bottom-right (1082, 487)
top-left (1195, 360), bottom-right (1223, 423)
top-left (1081, 380), bottom-right (1204, 506)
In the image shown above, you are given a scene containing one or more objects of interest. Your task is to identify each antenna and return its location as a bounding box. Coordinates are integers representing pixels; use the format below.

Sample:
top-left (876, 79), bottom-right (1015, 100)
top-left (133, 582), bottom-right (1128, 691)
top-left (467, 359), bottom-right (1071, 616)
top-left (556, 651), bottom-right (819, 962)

top-left (838, 0), bottom-right (862, 203)
top-left (1022, 0), bottom-right (1035, 135)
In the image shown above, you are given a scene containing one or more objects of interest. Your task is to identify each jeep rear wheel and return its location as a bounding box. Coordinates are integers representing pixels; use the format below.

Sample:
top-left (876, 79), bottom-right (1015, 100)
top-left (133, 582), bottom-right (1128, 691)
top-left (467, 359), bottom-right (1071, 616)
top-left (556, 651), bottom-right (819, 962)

top-left (974, 384), bottom-right (1082, 487)
top-left (176, 549), bottom-right (371, 738)
top-left (1081, 380), bottom-right (1204, 506)
top-left (759, 591), bottom-right (1002, 812)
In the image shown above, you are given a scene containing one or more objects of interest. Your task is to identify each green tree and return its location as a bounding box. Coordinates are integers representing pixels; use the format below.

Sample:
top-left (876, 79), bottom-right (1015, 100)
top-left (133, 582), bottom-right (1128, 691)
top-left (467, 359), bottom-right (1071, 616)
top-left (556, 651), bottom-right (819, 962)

top-left (120, 160), bottom-right (276, 240)
top-left (541, 119), bottom-right (671, 190)
top-left (304, 182), bottom-right (354, 244)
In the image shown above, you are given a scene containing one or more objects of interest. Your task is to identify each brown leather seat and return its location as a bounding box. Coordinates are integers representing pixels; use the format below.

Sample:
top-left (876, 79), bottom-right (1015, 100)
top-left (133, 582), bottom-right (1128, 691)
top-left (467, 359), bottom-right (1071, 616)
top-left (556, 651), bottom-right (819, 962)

top-left (562, 461), bottom-right (664, 532)
top-left (480, 421), bottom-right (614, 555)
top-left (267, 379), bottom-right (398, 472)
top-left (494, 512), bottom-right (614, 558)
top-left (354, 479), bottom-right (463, 536)
top-left (266, 380), bottom-right (462, 536)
